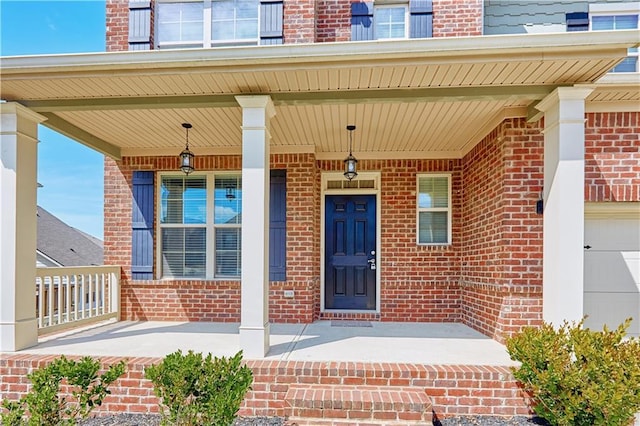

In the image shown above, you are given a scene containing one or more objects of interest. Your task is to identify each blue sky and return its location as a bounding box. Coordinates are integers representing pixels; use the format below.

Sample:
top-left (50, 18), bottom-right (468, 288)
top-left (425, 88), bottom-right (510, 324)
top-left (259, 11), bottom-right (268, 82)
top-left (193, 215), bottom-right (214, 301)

top-left (1, 0), bottom-right (106, 239)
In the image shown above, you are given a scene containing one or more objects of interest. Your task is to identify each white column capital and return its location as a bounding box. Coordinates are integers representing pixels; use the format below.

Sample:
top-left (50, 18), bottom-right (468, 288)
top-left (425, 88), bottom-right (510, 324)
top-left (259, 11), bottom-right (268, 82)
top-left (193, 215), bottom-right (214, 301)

top-left (235, 95), bottom-right (276, 120)
top-left (535, 86), bottom-right (596, 113)
top-left (1, 102), bottom-right (47, 126)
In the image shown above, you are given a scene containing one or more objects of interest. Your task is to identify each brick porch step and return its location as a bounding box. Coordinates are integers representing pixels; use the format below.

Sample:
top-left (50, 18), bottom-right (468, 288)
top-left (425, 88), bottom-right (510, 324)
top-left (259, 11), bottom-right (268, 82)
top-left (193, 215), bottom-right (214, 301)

top-left (284, 384), bottom-right (433, 426)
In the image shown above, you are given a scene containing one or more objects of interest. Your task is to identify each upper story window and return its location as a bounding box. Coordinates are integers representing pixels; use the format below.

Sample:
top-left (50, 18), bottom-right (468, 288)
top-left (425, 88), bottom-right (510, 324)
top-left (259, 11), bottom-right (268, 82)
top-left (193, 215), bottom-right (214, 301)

top-left (374, 5), bottom-right (408, 39)
top-left (351, 0), bottom-right (433, 41)
top-left (589, 3), bottom-right (639, 73)
top-left (157, 0), bottom-right (260, 48)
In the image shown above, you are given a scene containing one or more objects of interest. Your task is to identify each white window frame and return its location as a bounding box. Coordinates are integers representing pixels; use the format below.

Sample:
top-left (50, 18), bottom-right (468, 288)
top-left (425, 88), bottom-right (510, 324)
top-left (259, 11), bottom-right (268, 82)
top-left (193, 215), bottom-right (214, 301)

top-left (156, 171), bottom-right (242, 280)
top-left (373, 3), bottom-right (409, 40)
top-left (416, 173), bottom-right (452, 246)
top-left (589, 3), bottom-right (639, 73)
top-left (156, 0), bottom-right (260, 49)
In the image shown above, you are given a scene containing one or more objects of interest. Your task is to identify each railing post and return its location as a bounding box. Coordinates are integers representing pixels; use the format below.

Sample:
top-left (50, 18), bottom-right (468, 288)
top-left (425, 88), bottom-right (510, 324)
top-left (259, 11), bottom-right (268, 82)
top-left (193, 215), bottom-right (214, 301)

top-left (110, 268), bottom-right (121, 321)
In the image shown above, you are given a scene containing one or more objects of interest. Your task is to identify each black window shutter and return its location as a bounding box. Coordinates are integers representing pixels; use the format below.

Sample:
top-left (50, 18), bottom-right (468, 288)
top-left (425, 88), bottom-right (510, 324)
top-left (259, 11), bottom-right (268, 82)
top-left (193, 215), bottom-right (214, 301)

top-left (409, 0), bottom-right (433, 39)
top-left (351, 2), bottom-right (374, 41)
top-left (132, 171), bottom-right (154, 280)
top-left (260, 0), bottom-right (284, 45)
top-left (566, 12), bottom-right (589, 32)
top-left (269, 170), bottom-right (286, 281)
top-left (129, 0), bottom-right (151, 50)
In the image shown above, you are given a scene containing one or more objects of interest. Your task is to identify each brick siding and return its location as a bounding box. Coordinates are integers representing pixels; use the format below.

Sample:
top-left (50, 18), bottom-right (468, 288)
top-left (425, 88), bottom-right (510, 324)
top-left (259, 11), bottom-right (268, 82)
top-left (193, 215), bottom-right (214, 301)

top-left (284, 0), bottom-right (316, 43)
top-left (585, 112), bottom-right (640, 202)
top-left (0, 355), bottom-right (531, 419)
top-left (461, 118), bottom-right (544, 342)
top-left (105, 0), bottom-right (486, 51)
top-left (106, 0), bottom-right (129, 52)
top-left (316, 0), bottom-right (352, 43)
top-left (432, 0), bottom-right (483, 37)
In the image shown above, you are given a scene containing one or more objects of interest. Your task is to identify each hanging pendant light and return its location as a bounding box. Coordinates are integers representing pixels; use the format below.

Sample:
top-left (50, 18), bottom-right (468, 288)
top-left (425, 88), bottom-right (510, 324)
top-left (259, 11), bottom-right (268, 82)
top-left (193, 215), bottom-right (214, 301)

top-left (343, 124), bottom-right (358, 181)
top-left (179, 122), bottom-right (195, 175)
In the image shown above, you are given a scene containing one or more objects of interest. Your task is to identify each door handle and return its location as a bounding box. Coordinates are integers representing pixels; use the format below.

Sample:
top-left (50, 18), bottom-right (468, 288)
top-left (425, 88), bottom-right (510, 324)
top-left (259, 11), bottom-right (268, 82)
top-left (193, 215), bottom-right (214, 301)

top-left (367, 258), bottom-right (376, 270)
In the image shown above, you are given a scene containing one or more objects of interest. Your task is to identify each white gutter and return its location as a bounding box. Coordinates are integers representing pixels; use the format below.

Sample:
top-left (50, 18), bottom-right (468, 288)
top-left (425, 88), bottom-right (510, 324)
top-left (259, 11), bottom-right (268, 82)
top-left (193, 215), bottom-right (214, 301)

top-left (1, 30), bottom-right (638, 76)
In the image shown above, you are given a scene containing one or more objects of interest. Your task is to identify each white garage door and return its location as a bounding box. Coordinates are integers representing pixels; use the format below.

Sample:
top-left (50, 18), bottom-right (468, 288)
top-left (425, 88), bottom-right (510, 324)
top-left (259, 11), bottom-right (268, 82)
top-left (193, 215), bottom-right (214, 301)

top-left (584, 204), bottom-right (640, 337)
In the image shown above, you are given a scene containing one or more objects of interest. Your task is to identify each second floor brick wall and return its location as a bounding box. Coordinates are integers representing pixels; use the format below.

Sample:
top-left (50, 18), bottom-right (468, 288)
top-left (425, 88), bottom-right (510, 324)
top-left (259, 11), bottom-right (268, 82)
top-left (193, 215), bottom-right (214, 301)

top-left (105, 0), bottom-right (484, 52)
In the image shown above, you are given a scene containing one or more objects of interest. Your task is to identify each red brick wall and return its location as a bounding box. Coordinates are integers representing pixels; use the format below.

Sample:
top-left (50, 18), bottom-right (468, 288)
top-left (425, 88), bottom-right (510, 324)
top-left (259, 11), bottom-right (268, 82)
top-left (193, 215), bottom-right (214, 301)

top-left (585, 112), bottom-right (640, 202)
top-left (461, 119), bottom-right (544, 342)
top-left (106, 0), bottom-right (129, 52)
top-left (105, 154), bottom-right (319, 324)
top-left (433, 0), bottom-right (483, 37)
top-left (283, 0), bottom-right (316, 43)
top-left (0, 355), bottom-right (531, 419)
top-left (317, 159), bottom-right (463, 323)
top-left (316, 0), bottom-right (352, 43)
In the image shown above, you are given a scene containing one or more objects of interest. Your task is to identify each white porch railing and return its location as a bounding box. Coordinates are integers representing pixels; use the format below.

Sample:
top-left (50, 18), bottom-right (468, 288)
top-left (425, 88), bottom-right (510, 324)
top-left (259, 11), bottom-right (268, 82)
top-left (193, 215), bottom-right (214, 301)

top-left (35, 266), bottom-right (120, 335)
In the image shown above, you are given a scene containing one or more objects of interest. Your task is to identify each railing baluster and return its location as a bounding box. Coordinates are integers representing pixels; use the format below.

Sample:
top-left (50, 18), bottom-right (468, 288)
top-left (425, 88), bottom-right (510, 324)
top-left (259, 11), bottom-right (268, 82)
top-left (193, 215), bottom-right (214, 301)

top-left (81, 273), bottom-right (87, 319)
top-left (73, 275), bottom-right (79, 321)
top-left (100, 273), bottom-right (106, 315)
top-left (47, 275), bottom-right (54, 327)
top-left (65, 275), bottom-right (72, 323)
top-left (57, 275), bottom-right (64, 325)
top-left (88, 273), bottom-right (94, 320)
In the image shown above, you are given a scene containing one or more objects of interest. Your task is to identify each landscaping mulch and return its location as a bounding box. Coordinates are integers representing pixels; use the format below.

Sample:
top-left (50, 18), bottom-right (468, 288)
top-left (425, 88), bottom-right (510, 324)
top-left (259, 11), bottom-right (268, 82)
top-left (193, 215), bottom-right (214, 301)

top-left (79, 414), bottom-right (550, 425)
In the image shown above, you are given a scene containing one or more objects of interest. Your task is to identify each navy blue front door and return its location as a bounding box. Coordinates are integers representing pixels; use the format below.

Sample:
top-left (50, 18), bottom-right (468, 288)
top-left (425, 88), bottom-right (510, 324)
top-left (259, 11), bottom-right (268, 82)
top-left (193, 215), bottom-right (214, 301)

top-left (325, 195), bottom-right (376, 310)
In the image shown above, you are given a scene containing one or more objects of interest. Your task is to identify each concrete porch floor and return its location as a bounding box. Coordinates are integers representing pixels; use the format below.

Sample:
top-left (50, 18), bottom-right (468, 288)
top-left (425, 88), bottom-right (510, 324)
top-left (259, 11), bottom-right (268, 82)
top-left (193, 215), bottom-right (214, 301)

top-left (26, 320), bottom-right (516, 366)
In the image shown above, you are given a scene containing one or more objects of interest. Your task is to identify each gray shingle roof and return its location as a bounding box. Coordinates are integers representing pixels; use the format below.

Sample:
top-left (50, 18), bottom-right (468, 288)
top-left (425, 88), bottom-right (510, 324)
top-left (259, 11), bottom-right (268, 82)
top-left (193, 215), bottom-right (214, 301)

top-left (37, 206), bottom-right (103, 266)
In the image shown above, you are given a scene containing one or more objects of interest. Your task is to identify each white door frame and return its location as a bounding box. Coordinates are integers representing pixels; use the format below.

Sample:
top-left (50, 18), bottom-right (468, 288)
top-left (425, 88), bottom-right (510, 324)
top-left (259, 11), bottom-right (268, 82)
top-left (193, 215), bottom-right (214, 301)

top-left (320, 172), bottom-right (382, 314)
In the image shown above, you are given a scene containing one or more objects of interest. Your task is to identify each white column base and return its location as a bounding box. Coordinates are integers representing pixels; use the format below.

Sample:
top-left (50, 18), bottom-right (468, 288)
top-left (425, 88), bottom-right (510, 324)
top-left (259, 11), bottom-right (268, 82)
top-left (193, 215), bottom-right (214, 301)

top-left (239, 323), bottom-right (271, 359)
top-left (0, 318), bottom-right (38, 352)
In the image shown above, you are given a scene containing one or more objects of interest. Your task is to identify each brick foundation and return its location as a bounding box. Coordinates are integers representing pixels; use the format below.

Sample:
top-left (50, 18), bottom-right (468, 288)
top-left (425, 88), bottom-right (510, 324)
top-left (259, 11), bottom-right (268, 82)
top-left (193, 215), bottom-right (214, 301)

top-left (0, 354), bottom-right (531, 419)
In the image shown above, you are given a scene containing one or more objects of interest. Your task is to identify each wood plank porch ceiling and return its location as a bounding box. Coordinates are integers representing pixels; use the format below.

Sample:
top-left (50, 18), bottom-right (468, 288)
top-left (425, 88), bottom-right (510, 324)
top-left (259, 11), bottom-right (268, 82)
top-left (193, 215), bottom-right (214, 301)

top-left (1, 31), bottom-right (638, 160)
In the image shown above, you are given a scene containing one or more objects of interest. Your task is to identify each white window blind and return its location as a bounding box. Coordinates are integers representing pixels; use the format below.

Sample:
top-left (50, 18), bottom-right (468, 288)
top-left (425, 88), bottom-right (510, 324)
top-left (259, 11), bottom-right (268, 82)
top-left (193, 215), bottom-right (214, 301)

top-left (157, 0), bottom-right (259, 48)
top-left (374, 5), bottom-right (408, 39)
top-left (417, 174), bottom-right (451, 245)
top-left (159, 173), bottom-right (242, 279)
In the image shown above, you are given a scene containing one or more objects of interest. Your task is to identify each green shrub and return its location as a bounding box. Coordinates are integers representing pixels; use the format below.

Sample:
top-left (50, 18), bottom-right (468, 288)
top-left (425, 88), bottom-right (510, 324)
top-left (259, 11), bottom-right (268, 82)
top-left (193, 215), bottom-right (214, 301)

top-left (506, 318), bottom-right (640, 426)
top-left (145, 350), bottom-right (253, 426)
top-left (1, 356), bottom-right (126, 426)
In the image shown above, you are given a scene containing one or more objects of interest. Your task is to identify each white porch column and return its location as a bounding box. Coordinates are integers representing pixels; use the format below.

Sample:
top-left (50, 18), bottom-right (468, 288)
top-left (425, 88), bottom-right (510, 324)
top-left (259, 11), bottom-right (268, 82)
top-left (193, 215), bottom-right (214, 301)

top-left (0, 103), bottom-right (45, 351)
top-left (536, 87), bottom-right (594, 326)
top-left (236, 95), bottom-right (275, 358)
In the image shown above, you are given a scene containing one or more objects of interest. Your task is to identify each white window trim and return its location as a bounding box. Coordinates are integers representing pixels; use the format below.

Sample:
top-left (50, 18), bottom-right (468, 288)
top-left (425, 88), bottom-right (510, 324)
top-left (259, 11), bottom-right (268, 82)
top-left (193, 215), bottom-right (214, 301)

top-left (155, 0), bottom-right (260, 49)
top-left (373, 3), bottom-right (409, 40)
top-left (156, 171), bottom-right (242, 280)
top-left (416, 173), bottom-right (452, 246)
top-left (589, 2), bottom-right (639, 73)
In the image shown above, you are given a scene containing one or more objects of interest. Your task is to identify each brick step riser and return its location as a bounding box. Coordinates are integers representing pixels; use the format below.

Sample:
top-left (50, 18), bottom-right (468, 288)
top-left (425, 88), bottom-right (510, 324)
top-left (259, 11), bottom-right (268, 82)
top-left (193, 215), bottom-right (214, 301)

top-left (285, 385), bottom-right (432, 425)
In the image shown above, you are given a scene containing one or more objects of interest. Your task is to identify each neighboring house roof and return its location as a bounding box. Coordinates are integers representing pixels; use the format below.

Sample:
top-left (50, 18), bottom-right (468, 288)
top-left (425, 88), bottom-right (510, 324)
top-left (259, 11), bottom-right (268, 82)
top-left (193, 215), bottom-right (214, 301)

top-left (36, 206), bottom-right (103, 266)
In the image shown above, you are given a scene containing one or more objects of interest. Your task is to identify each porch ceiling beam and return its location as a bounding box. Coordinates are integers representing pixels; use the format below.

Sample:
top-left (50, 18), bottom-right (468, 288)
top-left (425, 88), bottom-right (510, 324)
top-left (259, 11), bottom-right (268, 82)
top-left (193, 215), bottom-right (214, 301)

top-left (39, 113), bottom-right (122, 160)
top-left (20, 85), bottom-right (557, 112)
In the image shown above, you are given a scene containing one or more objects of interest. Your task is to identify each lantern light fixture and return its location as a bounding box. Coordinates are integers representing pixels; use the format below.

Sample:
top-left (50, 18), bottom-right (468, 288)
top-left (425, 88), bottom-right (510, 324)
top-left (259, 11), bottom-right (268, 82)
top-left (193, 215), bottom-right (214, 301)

top-left (179, 122), bottom-right (195, 175)
top-left (343, 124), bottom-right (358, 181)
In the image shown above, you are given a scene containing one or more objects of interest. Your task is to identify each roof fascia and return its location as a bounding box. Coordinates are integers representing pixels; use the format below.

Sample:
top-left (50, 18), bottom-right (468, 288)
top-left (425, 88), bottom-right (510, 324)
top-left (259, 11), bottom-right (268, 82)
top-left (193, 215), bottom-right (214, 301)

top-left (1, 30), bottom-right (638, 77)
